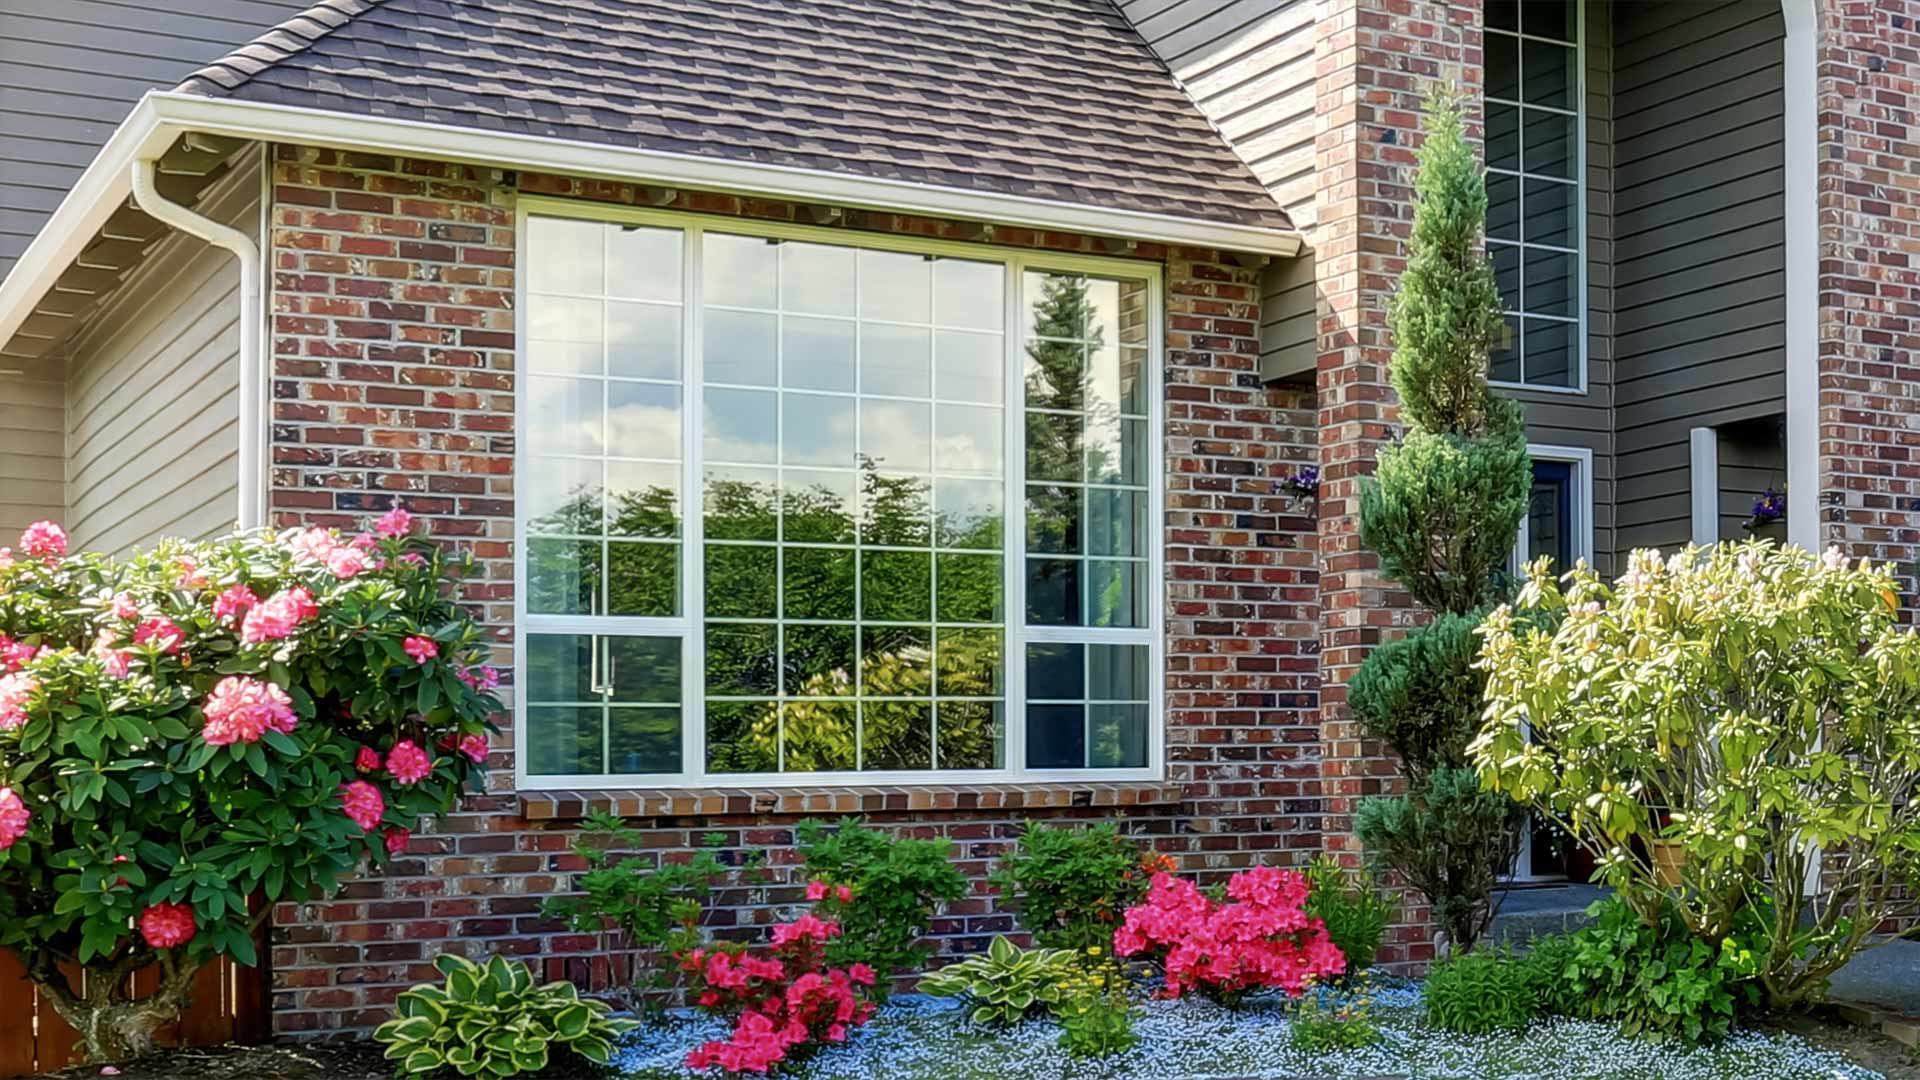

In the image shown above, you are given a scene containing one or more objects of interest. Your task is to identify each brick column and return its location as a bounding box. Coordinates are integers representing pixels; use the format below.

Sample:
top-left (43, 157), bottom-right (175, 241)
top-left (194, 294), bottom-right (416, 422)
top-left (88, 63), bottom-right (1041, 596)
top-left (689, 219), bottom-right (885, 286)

top-left (1311, 0), bottom-right (1481, 968)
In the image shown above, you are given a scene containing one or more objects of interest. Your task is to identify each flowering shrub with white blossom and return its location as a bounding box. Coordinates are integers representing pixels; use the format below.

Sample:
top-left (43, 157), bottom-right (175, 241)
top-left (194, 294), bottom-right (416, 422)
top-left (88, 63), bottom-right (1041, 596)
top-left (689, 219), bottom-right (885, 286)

top-left (0, 512), bottom-right (502, 1060)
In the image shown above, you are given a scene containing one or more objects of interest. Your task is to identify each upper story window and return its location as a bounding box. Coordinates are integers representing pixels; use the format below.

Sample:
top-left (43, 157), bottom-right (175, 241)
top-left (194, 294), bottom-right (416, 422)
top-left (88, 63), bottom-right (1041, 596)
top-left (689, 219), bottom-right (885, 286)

top-left (514, 204), bottom-right (1162, 789)
top-left (1485, 0), bottom-right (1583, 390)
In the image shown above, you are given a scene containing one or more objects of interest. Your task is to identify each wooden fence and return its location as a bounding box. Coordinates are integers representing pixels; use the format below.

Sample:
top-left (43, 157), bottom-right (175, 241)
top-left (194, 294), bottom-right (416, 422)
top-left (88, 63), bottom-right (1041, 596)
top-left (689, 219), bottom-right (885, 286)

top-left (0, 950), bottom-right (268, 1078)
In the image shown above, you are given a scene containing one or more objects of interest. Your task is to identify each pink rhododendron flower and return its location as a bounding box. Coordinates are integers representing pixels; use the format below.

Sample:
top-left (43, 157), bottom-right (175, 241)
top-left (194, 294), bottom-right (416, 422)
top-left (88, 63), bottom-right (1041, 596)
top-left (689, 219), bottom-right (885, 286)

top-left (92, 632), bottom-right (131, 678)
top-left (356, 745), bottom-right (382, 772)
top-left (325, 545), bottom-right (369, 579)
top-left (18, 520), bottom-right (66, 559)
top-left (240, 586), bottom-right (317, 643)
top-left (375, 507), bottom-right (413, 538)
top-left (402, 635), bottom-right (438, 664)
top-left (0, 672), bottom-right (38, 731)
top-left (457, 734), bottom-right (489, 765)
top-left (0, 635), bottom-right (37, 672)
top-left (138, 902), bottom-right (196, 949)
top-left (212, 584), bottom-right (258, 623)
top-left (398, 551), bottom-right (426, 566)
top-left (340, 780), bottom-right (384, 832)
top-left (176, 556), bottom-right (208, 589)
top-left (456, 664), bottom-right (500, 691)
top-left (0, 787), bottom-right (29, 849)
top-left (383, 827), bottom-right (411, 856)
top-left (110, 592), bottom-right (140, 620)
top-left (385, 740), bottom-right (432, 785)
top-left (0, 548), bottom-right (11, 570)
top-left (200, 676), bottom-right (298, 746)
top-left (132, 617), bottom-right (185, 655)
top-left (287, 527), bottom-right (338, 564)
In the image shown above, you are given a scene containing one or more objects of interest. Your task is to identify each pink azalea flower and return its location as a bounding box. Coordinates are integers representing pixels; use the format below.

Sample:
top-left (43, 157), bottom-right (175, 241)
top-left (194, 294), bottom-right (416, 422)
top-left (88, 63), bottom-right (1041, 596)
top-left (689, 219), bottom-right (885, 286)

top-left (456, 664), bottom-right (500, 691)
top-left (138, 902), bottom-right (196, 949)
top-left (385, 740), bottom-right (432, 785)
top-left (375, 507), bottom-right (413, 539)
top-left (383, 827), bottom-right (411, 856)
top-left (846, 962), bottom-right (875, 986)
top-left (0, 787), bottom-right (29, 849)
top-left (0, 635), bottom-right (37, 673)
top-left (18, 520), bottom-right (66, 559)
top-left (241, 587), bottom-right (317, 644)
top-left (805, 880), bottom-right (829, 902)
top-left (212, 584), bottom-right (259, 623)
top-left (132, 617), bottom-right (185, 655)
top-left (325, 546), bottom-right (369, 579)
top-left (398, 551), bottom-right (426, 567)
top-left (176, 556), bottom-right (208, 589)
top-left (340, 780), bottom-right (384, 832)
top-left (402, 635), bottom-right (438, 664)
top-left (92, 632), bottom-right (131, 679)
top-left (287, 527), bottom-right (338, 564)
top-left (0, 548), bottom-right (11, 570)
top-left (110, 592), bottom-right (140, 620)
top-left (200, 676), bottom-right (297, 746)
top-left (457, 733), bottom-right (490, 765)
top-left (0, 672), bottom-right (36, 730)
top-left (355, 745), bottom-right (382, 772)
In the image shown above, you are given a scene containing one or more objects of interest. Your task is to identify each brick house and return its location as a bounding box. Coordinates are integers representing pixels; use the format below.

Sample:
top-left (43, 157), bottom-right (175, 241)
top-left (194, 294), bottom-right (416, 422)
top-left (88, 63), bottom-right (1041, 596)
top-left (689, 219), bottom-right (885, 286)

top-left (0, 0), bottom-right (1910, 1037)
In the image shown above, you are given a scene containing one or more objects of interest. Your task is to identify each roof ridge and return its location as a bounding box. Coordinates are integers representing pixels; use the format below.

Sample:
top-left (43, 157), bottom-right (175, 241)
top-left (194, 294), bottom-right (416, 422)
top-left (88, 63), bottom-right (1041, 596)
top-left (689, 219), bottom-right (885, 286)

top-left (176, 0), bottom-right (387, 97)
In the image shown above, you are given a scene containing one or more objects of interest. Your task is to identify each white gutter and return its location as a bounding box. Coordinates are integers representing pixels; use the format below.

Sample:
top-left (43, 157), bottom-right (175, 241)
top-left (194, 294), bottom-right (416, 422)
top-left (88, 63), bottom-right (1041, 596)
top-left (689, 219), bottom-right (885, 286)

top-left (129, 156), bottom-right (266, 530)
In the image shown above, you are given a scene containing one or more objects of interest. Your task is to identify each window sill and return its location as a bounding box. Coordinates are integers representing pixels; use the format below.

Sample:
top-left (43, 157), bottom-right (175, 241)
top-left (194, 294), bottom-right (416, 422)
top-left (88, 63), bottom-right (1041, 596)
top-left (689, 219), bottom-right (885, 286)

top-left (517, 781), bottom-right (1185, 821)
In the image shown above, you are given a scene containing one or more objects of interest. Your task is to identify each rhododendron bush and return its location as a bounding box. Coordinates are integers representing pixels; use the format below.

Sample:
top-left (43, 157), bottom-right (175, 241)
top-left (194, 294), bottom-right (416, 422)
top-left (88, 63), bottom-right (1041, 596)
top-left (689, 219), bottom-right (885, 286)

top-left (0, 514), bottom-right (502, 1061)
top-left (1114, 866), bottom-right (1346, 1003)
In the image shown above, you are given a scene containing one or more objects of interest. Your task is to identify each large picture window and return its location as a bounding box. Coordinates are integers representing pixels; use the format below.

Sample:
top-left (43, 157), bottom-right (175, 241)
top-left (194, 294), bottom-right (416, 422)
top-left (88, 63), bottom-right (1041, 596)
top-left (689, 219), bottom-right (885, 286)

top-left (515, 205), bottom-right (1161, 788)
top-left (1485, 0), bottom-right (1584, 390)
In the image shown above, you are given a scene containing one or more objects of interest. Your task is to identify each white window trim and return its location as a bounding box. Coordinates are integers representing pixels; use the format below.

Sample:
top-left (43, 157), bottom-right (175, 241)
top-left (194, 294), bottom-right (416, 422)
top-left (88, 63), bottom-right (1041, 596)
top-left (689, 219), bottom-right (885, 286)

top-left (1485, 0), bottom-right (1590, 397)
top-left (1511, 443), bottom-right (1595, 572)
top-left (510, 197), bottom-right (1166, 791)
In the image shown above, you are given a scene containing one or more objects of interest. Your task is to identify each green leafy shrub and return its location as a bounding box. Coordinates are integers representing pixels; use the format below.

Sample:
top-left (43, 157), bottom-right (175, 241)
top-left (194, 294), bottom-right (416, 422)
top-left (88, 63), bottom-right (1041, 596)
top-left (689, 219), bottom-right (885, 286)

top-left (1422, 945), bottom-right (1541, 1034)
top-left (1475, 540), bottom-right (1920, 1007)
top-left (917, 936), bottom-right (1077, 1025)
top-left (1518, 931), bottom-right (1582, 1017)
top-left (796, 817), bottom-right (966, 992)
top-left (1055, 991), bottom-right (1138, 1058)
top-left (1558, 898), bottom-right (1762, 1043)
top-left (1303, 856), bottom-right (1393, 976)
top-left (375, 954), bottom-right (638, 1077)
top-left (1290, 975), bottom-right (1384, 1051)
top-left (989, 822), bottom-right (1164, 953)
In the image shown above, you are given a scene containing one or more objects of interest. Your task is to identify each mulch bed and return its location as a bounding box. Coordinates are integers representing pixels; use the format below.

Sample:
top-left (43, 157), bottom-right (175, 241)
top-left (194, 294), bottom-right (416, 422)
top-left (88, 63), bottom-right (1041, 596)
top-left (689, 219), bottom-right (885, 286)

top-left (35, 1042), bottom-right (613, 1080)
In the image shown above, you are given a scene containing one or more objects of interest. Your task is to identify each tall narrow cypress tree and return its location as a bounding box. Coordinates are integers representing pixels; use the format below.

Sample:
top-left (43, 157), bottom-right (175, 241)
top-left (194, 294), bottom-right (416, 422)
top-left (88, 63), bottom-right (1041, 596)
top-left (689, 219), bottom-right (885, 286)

top-left (1349, 89), bottom-right (1531, 954)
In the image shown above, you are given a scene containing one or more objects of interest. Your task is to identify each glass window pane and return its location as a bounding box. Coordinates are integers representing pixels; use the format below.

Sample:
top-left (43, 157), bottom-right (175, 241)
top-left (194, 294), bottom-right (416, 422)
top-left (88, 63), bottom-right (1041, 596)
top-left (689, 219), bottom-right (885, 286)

top-left (608, 636), bottom-right (682, 702)
top-left (861, 550), bottom-right (932, 621)
top-left (783, 546), bottom-right (855, 621)
top-left (1523, 319), bottom-right (1575, 387)
top-left (1087, 560), bottom-right (1146, 628)
top-left (860, 249), bottom-right (931, 322)
top-left (606, 301), bottom-right (680, 380)
top-left (528, 217), bottom-right (604, 295)
top-left (608, 381), bottom-right (680, 456)
top-left (703, 388), bottom-right (777, 464)
top-left (936, 478), bottom-right (1002, 549)
top-left (705, 623), bottom-right (778, 695)
top-left (527, 295), bottom-right (603, 376)
top-left (607, 461), bottom-right (679, 538)
top-left (860, 625), bottom-right (932, 696)
top-left (1523, 40), bottom-right (1576, 109)
top-left (1487, 174), bottom-right (1520, 242)
top-left (1524, 178), bottom-right (1575, 248)
top-left (705, 466), bottom-right (778, 541)
top-left (1025, 411), bottom-right (1083, 483)
top-left (781, 700), bottom-right (857, 772)
top-left (606, 225), bottom-right (682, 302)
top-left (785, 392), bottom-right (857, 467)
top-left (1025, 273), bottom-right (1092, 340)
top-left (936, 628), bottom-right (1001, 696)
top-left (781, 469), bottom-right (856, 543)
top-left (1491, 244), bottom-right (1521, 314)
top-left (860, 400), bottom-right (932, 473)
top-left (528, 376), bottom-right (603, 456)
top-left (607, 541), bottom-right (678, 616)
top-left (860, 473), bottom-right (931, 546)
top-left (1524, 248), bottom-right (1576, 317)
top-left (1088, 704), bottom-right (1148, 768)
top-left (1087, 417), bottom-right (1146, 486)
top-left (704, 309), bottom-right (777, 387)
top-left (1491, 315), bottom-right (1522, 383)
top-left (1523, 108), bottom-right (1577, 180)
top-left (527, 457), bottom-right (602, 536)
top-left (705, 545), bottom-right (777, 618)
top-left (704, 233), bottom-right (777, 309)
top-left (528, 537), bottom-right (600, 615)
top-left (1026, 704), bottom-right (1084, 769)
top-left (1522, 0), bottom-right (1576, 41)
top-left (1485, 0), bottom-right (1518, 32)
top-left (933, 258), bottom-right (1004, 331)
top-left (1025, 557), bottom-right (1080, 626)
top-left (1119, 348), bottom-right (1149, 416)
top-left (862, 702), bottom-right (932, 770)
top-left (609, 707), bottom-right (680, 774)
top-left (936, 701), bottom-right (1002, 769)
top-left (1087, 489), bottom-right (1145, 557)
top-left (935, 403), bottom-right (1003, 477)
top-left (1487, 104), bottom-right (1519, 173)
top-left (937, 552), bottom-right (1002, 623)
top-left (783, 623), bottom-right (856, 694)
top-left (784, 316), bottom-right (856, 393)
top-left (934, 330), bottom-right (1003, 405)
top-left (861, 323), bottom-right (932, 398)
top-left (1024, 340), bottom-right (1085, 411)
top-left (1486, 33), bottom-right (1519, 100)
top-left (526, 633), bottom-right (595, 702)
top-left (781, 242), bottom-right (856, 316)
top-left (1088, 643), bottom-right (1149, 701)
top-left (1026, 485), bottom-right (1082, 555)
top-left (706, 701), bottom-right (779, 773)
top-left (526, 706), bottom-right (602, 775)
top-left (1026, 642), bottom-right (1085, 699)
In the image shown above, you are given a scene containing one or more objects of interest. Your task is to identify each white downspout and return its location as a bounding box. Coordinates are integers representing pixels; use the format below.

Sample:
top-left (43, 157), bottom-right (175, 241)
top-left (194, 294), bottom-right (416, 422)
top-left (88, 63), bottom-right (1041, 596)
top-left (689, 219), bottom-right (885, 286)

top-left (129, 156), bottom-right (265, 530)
top-left (1782, 0), bottom-right (1819, 554)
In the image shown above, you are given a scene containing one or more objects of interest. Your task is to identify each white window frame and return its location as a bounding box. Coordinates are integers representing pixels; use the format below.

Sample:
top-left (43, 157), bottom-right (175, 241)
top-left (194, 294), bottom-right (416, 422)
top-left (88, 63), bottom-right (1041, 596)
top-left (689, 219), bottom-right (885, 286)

top-left (510, 197), bottom-right (1166, 790)
top-left (1511, 443), bottom-right (1595, 574)
top-left (1485, 0), bottom-right (1589, 396)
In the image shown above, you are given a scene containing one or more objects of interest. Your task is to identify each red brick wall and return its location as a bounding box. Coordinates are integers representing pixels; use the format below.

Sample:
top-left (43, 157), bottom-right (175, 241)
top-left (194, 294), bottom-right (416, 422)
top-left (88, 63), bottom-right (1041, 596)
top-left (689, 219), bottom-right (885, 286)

top-left (263, 148), bottom-right (1321, 1035)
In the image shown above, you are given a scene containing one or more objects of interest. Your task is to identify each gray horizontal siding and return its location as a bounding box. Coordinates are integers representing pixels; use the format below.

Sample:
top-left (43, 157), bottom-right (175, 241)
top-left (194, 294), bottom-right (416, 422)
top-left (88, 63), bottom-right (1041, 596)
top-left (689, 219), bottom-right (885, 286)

top-left (1609, 0), bottom-right (1785, 559)
top-left (1258, 252), bottom-right (1314, 381)
top-left (0, 0), bottom-right (303, 281)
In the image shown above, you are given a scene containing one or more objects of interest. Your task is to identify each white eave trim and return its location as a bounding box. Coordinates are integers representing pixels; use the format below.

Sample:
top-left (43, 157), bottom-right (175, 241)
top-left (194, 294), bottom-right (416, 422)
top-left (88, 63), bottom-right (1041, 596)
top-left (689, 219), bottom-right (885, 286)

top-left (0, 91), bottom-right (1302, 348)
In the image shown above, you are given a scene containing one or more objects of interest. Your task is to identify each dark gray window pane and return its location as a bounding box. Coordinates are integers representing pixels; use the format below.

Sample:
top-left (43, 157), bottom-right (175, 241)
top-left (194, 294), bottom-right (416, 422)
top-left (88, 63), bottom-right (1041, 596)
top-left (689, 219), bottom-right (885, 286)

top-left (606, 301), bottom-right (680, 380)
top-left (860, 550), bottom-right (932, 621)
top-left (1025, 557), bottom-right (1080, 626)
top-left (1026, 704), bottom-right (1085, 769)
top-left (937, 553), bottom-right (1002, 623)
top-left (1027, 642), bottom-right (1085, 701)
top-left (607, 541), bottom-right (678, 616)
top-left (1524, 248), bottom-right (1576, 317)
top-left (1524, 177), bottom-right (1574, 247)
top-left (1088, 704), bottom-right (1148, 768)
top-left (780, 242), bottom-right (856, 316)
top-left (609, 707), bottom-right (681, 774)
top-left (860, 400), bottom-right (932, 473)
top-left (609, 636), bottom-right (682, 703)
top-left (526, 633), bottom-right (595, 702)
top-left (1524, 319), bottom-right (1575, 387)
top-left (783, 623), bottom-right (857, 694)
top-left (936, 477), bottom-right (1003, 549)
top-left (1088, 643), bottom-right (1150, 701)
top-left (704, 309), bottom-right (777, 386)
top-left (1486, 32), bottom-right (1519, 100)
top-left (703, 388), bottom-right (777, 464)
top-left (860, 473), bottom-right (931, 546)
top-left (936, 628), bottom-right (1002, 696)
top-left (705, 624), bottom-right (778, 695)
top-left (1491, 315), bottom-right (1522, 383)
top-left (1025, 410), bottom-right (1083, 483)
top-left (1523, 40), bottom-right (1576, 109)
top-left (1523, 108), bottom-right (1576, 180)
top-left (1087, 560), bottom-right (1146, 628)
top-left (860, 323), bottom-right (932, 399)
top-left (527, 457), bottom-right (602, 536)
top-left (935, 701), bottom-right (1003, 769)
top-left (783, 316), bottom-right (856, 393)
top-left (607, 225), bottom-right (682, 303)
top-left (1485, 0), bottom-right (1518, 32)
top-left (527, 705), bottom-right (602, 775)
top-left (1521, 0), bottom-right (1576, 43)
top-left (781, 699), bottom-right (857, 772)
top-left (705, 466), bottom-right (778, 541)
top-left (781, 469), bottom-right (856, 543)
top-left (528, 537), bottom-right (600, 615)
top-left (706, 700), bottom-right (779, 772)
top-left (860, 250), bottom-right (931, 322)
top-left (784, 392), bottom-right (857, 468)
top-left (705, 544), bottom-right (777, 618)
top-left (860, 625), bottom-right (932, 697)
top-left (1487, 173), bottom-right (1520, 242)
top-left (1026, 484), bottom-right (1082, 554)
top-left (862, 702), bottom-right (933, 770)
top-left (1491, 243), bottom-right (1521, 313)
top-left (703, 232), bottom-right (777, 308)
top-left (782, 546), bottom-right (855, 620)
top-left (1487, 104), bottom-right (1519, 172)
top-left (607, 461), bottom-right (679, 538)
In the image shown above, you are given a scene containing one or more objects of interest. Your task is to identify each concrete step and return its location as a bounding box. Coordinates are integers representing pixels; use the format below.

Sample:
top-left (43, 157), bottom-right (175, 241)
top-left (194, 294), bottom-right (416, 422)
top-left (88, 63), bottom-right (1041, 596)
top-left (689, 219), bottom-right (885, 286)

top-left (1486, 883), bottom-right (1608, 946)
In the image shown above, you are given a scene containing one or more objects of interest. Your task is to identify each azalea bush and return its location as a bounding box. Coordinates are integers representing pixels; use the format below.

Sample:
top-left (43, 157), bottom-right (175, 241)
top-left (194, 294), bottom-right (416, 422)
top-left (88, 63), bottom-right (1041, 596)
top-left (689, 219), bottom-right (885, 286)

top-left (0, 513), bottom-right (501, 1060)
top-left (1475, 540), bottom-right (1920, 1008)
top-left (678, 902), bottom-right (878, 1074)
top-left (1113, 866), bottom-right (1345, 1003)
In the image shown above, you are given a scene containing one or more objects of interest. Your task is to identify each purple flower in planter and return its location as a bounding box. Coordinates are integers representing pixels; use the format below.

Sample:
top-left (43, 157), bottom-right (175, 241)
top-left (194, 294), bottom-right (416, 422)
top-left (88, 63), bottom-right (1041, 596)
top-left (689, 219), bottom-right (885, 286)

top-left (1276, 466), bottom-right (1320, 500)
top-left (1744, 487), bottom-right (1786, 532)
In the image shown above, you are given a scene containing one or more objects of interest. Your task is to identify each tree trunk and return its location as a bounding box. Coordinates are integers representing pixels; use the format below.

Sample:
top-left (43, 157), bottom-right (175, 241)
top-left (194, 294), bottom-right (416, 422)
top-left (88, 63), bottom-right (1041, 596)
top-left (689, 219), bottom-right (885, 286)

top-left (22, 948), bottom-right (204, 1063)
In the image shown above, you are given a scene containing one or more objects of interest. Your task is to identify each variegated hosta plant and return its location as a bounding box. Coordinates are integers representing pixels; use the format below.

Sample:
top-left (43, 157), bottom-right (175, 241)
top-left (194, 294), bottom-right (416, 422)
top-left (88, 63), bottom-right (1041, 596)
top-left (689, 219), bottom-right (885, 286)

top-left (376, 954), bottom-right (638, 1077)
top-left (1473, 540), bottom-right (1920, 1008)
top-left (917, 935), bottom-right (1078, 1024)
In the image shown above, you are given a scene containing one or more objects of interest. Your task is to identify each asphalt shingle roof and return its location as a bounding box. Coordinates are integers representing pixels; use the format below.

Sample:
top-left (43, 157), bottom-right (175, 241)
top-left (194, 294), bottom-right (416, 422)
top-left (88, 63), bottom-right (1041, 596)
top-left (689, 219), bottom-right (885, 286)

top-left (176, 0), bottom-right (1292, 232)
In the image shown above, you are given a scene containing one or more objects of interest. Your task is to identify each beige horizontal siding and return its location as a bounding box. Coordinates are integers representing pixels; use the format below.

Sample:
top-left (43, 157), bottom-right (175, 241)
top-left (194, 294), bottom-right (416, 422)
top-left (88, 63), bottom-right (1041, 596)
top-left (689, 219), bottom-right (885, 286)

top-left (0, 356), bottom-right (64, 536)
